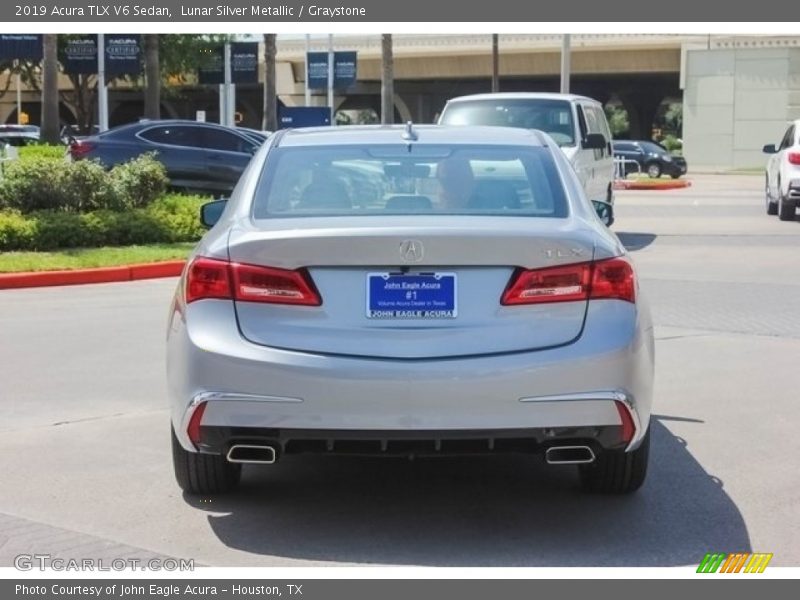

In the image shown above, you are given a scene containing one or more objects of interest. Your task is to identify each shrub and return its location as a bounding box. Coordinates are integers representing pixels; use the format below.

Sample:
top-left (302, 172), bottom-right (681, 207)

top-left (109, 153), bottom-right (169, 209)
top-left (0, 152), bottom-right (169, 213)
top-left (0, 193), bottom-right (209, 251)
top-left (18, 144), bottom-right (68, 161)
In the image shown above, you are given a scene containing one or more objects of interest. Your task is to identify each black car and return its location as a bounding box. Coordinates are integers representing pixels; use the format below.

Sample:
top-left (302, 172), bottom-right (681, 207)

top-left (68, 120), bottom-right (264, 194)
top-left (612, 140), bottom-right (688, 179)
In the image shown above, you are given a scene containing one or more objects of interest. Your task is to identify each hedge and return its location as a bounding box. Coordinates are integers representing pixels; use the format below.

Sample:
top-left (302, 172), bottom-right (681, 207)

top-left (0, 153), bottom-right (168, 213)
top-left (0, 194), bottom-right (208, 251)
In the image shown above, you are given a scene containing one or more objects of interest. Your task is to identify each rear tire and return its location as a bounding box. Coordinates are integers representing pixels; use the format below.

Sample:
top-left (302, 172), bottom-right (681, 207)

top-left (171, 428), bottom-right (241, 495)
top-left (646, 162), bottom-right (662, 178)
top-left (579, 425), bottom-right (650, 494)
top-left (778, 190), bottom-right (796, 221)
top-left (766, 177), bottom-right (778, 215)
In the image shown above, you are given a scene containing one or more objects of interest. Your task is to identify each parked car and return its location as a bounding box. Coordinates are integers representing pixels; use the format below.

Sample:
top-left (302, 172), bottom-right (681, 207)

top-left (167, 124), bottom-right (655, 496)
top-left (0, 125), bottom-right (40, 147)
top-left (763, 120), bottom-right (800, 221)
top-left (612, 140), bottom-right (687, 179)
top-left (438, 93), bottom-right (616, 224)
top-left (69, 120), bottom-right (263, 194)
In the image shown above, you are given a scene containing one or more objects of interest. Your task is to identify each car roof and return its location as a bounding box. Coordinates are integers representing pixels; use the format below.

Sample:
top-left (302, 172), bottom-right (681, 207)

top-left (445, 92), bottom-right (601, 105)
top-left (277, 124), bottom-right (548, 147)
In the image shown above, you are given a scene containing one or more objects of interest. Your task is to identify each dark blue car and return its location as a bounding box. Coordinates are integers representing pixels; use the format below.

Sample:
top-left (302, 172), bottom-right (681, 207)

top-left (69, 120), bottom-right (266, 194)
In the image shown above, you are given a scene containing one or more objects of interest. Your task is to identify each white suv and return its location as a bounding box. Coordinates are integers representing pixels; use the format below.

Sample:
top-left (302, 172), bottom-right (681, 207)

top-left (764, 120), bottom-right (800, 221)
top-left (439, 93), bottom-right (615, 224)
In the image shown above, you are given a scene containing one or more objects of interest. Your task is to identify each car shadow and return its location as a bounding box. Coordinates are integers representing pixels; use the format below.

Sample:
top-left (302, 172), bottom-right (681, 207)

top-left (616, 232), bottom-right (658, 252)
top-left (185, 416), bottom-right (749, 566)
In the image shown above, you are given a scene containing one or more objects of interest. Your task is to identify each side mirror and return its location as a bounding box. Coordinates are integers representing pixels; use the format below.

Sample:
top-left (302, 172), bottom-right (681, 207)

top-left (763, 144), bottom-right (778, 154)
top-left (592, 200), bottom-right (614, 227)
top-left (582, 133), bottom-right (607, 150)
top-left (200, 198), bottom-right (228, 229)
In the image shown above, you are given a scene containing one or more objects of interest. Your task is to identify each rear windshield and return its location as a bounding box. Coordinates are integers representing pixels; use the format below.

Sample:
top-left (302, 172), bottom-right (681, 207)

top-left (440, 99), bottom-right (576, 147)
top-left (252, 144), bottom-right (568, 219)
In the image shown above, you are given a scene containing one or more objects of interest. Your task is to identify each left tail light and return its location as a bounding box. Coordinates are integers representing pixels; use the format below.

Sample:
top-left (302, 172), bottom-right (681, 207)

top-left (185, 257), bottom-right (322, 306)
top-left (68, 140), bottom-right (95, 159)
top-left (787, 151), bottom-right (800, 166)
top-left (501, 257), bottom-right (635, 305)
top-left (187, 401), bottom-right (207, 446)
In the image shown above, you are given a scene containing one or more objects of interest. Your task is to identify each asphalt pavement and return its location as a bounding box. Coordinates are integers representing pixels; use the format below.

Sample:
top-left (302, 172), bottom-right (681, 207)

top-left (0, 173), bottom-right (798, 567)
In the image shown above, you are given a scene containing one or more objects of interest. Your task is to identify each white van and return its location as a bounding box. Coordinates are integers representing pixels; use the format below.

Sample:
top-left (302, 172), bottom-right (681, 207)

top-left (438, 93), bottom-right (616, 223)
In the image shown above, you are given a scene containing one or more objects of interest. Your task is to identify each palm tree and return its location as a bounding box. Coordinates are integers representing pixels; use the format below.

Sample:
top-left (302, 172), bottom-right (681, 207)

top-left (262, 34), bottom-right (277, 131)
top-left (40, 34), bottom-right (60, 144)
top-left (143, 34), bottom-right (160, 119)
top-left (380, 34), bottom-right (394, 125)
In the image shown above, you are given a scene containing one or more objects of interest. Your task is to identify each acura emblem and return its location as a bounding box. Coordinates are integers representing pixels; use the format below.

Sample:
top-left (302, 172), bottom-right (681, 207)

top-left (399, 240), bottom-right (424, 262)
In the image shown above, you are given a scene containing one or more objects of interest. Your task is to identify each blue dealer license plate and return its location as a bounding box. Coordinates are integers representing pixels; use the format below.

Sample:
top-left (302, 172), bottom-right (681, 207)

top-left (367, 273), bottom-right (457, 319)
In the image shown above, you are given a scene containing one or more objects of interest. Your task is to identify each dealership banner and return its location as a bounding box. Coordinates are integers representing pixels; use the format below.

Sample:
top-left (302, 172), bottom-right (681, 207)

top-left (0, 34), bottom-right (42, 61)
top-left (198, 42), bottom-right (259, 85)
top-left (62, 34), bottom-right (142, 76)
top-left (307, 51), bottom-right (358, 90)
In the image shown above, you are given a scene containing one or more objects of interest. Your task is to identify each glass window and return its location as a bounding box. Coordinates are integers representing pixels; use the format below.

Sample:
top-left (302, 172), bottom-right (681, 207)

top-left (203, 128), bottom-right (251, 153)
top-left (140, 126), bottom-right (203, 147)
top-left (252, 145), bottom-right (568, 219)
top-left (440, 99), bottom-right (576, 147)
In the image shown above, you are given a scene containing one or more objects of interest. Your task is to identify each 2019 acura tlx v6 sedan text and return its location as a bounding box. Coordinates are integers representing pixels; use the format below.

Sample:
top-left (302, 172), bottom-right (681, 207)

top-left (166, 124), bottom-right (655, 495)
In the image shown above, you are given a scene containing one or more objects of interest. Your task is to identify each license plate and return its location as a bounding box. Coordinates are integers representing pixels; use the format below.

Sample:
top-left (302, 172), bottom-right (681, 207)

top-left (366, 273), bottom-right (457, 319)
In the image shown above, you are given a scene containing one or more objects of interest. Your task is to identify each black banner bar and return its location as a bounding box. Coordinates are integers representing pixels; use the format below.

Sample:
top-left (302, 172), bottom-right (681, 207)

top-left (1, 0), bottom-right (799, 22)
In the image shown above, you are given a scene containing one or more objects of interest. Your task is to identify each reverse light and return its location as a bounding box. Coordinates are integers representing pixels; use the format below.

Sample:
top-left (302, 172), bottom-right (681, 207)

top-left (185, 257), bottom-right (321, 306)
top-left (501, 257), bottom-right (635, 305)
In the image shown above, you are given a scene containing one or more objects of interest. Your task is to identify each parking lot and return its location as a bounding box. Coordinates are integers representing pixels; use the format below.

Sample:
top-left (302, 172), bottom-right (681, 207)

top-left (0, 173), bottom-right (798, 568)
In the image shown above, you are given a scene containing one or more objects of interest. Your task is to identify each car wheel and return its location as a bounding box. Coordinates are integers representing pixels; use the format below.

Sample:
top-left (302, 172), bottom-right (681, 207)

top-left (579, 424), bottom-right (650, 494)
top-left (766, 176), bottom-right (778, 215)
top-left (171, 427), bottom-right (241, 495)
top-left (645, 163), bottom-right (661, 178)
top-left (670, 173), bottom-right (681, 180)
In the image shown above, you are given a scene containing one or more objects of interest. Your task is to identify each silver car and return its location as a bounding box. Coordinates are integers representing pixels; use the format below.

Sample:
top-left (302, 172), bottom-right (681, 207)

top-left (167, 124), bottom-right (655, 495)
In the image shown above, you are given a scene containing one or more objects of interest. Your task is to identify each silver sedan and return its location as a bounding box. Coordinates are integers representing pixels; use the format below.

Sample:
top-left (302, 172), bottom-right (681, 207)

top-left (167, 124), bottom-right (655, 495)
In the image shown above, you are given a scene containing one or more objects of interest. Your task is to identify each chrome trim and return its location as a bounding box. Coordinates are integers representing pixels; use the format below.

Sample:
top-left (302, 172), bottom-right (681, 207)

top-left (226, 445), bottom-right (277, 465)
top-left (193, 391), bottom-right (304, 404)
top-left (519, 390), bottom-right (644, 452)
top-left (545, 445), bottom-right (596, 465)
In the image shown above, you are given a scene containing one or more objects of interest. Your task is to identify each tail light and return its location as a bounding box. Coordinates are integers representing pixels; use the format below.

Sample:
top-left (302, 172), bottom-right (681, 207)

top-left (185, 257), bottom-right (321, 306)
top-left (68, 140), bottom-right (95, 159)
top-left (788, 152), bottom-right (800, 166)
top-left (501, 257), bottom-right (635, 305)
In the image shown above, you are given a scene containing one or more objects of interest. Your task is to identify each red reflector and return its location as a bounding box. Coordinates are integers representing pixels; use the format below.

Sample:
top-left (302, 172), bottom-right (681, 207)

top-left (501, 263), bottom-right (591, 305)
top-left (614, 400), bottom-right (636, 444)
top-left (788, 152), bottom-right (800, 166)
top-left (231, 263), bottom-right (321, 306)
top-left (589, 257), bottom-right (636, 303)
top-left (186, 257), bottom-right (232, 303)
top-left (69, 141), bottom-right (95, 159)
top-left (187, 401), bottom-right (207, 446)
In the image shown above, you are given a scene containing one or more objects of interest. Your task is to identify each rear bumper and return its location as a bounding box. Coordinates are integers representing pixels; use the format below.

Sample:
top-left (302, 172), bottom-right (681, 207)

top-left (167, 298), bottom-right (654, 455)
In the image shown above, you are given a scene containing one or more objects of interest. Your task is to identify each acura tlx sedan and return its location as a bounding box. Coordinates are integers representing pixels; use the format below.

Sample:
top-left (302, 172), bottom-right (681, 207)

top-left (167, 124), bottom-right (655, 495)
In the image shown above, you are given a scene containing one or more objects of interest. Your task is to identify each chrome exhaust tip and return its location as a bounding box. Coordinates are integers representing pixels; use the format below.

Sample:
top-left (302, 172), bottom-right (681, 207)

top-left (226, 444), bottom-right (277, 464)
top-left (545, 445), bottom-right (596, 465)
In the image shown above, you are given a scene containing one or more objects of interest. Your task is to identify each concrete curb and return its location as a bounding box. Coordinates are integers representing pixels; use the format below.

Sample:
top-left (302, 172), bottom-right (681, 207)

top-left (0, 260), bottom-right (186, 290)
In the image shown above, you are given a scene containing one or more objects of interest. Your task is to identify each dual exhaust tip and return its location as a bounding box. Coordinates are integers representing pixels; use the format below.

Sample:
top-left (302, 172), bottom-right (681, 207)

top-left (226, 444), bottom-right (278, 464)
top-left (544, 445), bottom-right (595, 465)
